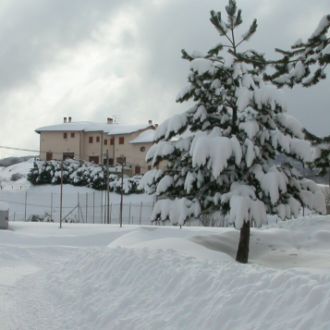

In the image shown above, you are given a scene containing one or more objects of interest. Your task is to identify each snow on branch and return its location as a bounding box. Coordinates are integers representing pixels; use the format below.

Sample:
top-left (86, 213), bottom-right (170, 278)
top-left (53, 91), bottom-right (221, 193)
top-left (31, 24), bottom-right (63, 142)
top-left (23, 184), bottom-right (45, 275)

top-left (154, 113), bottom-right (189, 141)
top-left (140, 169), bottom-right (163, 194)
top-left (190, 134), bottom-right (242, 178)
top-left (253, 165), bottom-right (288, 205)
top-left (176, 84), bottom-right (194, 102)
top-left (290, 138), bottom-right (315, 162)
top-left (271, 129), bottom-right (316, 162)
top-left (221, 183), bottom-right (266, 228)
top-left (239, 121), bottom-right (259, 139)
top-left (310, 15), bottom-right (330, 40)
top-left (151, 198), bottom-right (201, 225)
top-left (276, 113), bottom-right (304, 139)
top-left (190, 58), bottom-right (216, 75)
top-left (253, 84), bottom-right (286, 110)
top-left (156, 175), bottom-right (174, 195)
top-left (299, 179), bottom-right (326, 214)
top-left (146, 141), bottom-right (175, 166)
top-left (276, 197), bottom-right (300, 220)
top-left (244, 139), bottom-right (256, 167)
top-left (229, 196), bottom-right (266, 228)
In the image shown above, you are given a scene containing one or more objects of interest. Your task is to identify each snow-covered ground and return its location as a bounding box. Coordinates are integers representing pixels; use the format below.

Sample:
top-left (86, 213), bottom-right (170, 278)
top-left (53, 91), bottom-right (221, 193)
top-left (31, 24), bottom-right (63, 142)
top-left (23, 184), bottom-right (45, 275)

top-left (1, 158), bottom-right (330, 329)
top-left (1, 217), bottom-right (330, 329)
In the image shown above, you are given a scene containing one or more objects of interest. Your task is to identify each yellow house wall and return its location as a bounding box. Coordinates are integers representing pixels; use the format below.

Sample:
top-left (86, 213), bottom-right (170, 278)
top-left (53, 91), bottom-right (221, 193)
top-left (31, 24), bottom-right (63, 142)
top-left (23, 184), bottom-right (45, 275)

top-left (81, 132), bottom-right (103, 163)
top-left (39, 131), bottom-right (82, 160)
top-left (38, 128), bottom-right (155, 173)
top-left (111, 131), bottom-right (152, 174)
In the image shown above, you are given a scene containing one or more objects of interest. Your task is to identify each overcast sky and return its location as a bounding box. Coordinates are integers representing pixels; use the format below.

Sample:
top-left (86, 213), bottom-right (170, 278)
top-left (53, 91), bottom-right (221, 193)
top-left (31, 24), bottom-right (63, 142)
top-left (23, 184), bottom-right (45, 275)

top-left (0, 0), bottom-right (329, 158)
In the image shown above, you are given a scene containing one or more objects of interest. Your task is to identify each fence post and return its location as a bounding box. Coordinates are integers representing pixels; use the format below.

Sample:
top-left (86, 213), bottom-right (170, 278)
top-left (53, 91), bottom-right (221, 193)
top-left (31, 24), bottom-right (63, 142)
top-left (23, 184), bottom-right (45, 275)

top-left (110, 203), bottom-right (112, 224)
top-left (50, 192), bottom-right (53, 221)
top-left (85, 192), bottom-right (88, 223)
top-left (92, 191), bottom-right (95, 224)
top-left (139, 202), bottom-right (142, 225)
top-left (59, 160), bottom-right (64, 228)
top-left (100, 190), bottom-right (103, 224)
top-left (24, 191), bottom-right (27, 221)
top-left (104, 192), bottom-right (106, 224)
top-left (127, 202), bottom-right (132, 224)
top-left (77, 192), bottom-right (80, 223)
top-left (92, 191), bottom-right (95, 223)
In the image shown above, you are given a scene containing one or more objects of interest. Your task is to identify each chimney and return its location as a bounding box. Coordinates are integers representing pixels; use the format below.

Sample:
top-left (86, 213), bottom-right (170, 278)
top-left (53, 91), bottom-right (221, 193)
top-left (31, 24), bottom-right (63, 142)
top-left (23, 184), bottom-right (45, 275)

top-left (64, 117), bottom-right (67, 123)
top-left (68, 116), bottom-right (72, 123)
top-left (107, 117), bottom-right (113, 124)
top-left (148, 120), bottom-right (153, 125)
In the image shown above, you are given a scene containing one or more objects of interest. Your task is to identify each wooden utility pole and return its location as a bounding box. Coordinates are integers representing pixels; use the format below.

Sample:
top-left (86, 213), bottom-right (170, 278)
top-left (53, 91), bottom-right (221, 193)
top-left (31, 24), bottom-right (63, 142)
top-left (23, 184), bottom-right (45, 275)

top-left (119, 156), bottom-right (125, 228)
top-left (50, 192), bottom-right (53, 222)
top-left (106, 150), bottom-right (110, 224)
top-left (92, 191), bottom-right (95, 224)
top-left (59, 160), bottom-right (63, 229)
top-left (24, 191), bottom-right (27, 222)
top-left (85, 192), bottom-right (88, 223)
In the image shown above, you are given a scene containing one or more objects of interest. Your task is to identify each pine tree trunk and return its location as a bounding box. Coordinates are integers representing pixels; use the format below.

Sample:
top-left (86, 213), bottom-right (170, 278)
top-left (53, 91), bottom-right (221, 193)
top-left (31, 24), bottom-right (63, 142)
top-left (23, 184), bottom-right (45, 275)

top-left (236, 221), bottom-right (250, 263)
top-left (232, 106), bottom-right (238, 134)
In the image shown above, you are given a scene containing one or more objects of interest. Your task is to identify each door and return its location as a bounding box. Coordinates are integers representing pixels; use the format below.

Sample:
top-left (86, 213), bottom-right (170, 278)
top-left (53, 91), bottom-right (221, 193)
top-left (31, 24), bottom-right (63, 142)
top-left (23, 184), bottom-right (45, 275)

top-left (89, 156), bottom-right (99, 164)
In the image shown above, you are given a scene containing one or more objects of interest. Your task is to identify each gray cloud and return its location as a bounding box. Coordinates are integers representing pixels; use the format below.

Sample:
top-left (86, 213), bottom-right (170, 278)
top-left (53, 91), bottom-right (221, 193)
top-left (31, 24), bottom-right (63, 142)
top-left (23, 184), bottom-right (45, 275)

top-left (0, 0), bottom-right (329, 158)
top-left (0, 0), bottom-right (128, 90)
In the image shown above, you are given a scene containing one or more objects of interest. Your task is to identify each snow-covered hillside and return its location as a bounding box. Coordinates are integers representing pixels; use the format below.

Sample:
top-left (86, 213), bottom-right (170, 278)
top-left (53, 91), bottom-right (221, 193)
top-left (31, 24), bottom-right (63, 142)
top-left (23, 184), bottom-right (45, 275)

top-left (0, 158), bottom-right (34, 189)
top-left (1, 218), bottom-right (330, 329)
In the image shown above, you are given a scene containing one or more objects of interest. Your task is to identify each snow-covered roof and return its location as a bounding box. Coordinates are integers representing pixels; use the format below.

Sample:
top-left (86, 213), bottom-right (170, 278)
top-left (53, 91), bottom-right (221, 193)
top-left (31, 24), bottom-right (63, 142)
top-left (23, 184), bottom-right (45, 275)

top-left (130, 129), bottom-right (155, 144)
top-left (35, 121), bottom-right (152, 136)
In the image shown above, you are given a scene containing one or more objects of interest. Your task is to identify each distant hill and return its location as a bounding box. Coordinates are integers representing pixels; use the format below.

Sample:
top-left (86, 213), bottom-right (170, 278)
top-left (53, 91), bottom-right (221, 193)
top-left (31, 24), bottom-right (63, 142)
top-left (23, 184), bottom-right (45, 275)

top-left (0, 156), bottom-right (36, 167)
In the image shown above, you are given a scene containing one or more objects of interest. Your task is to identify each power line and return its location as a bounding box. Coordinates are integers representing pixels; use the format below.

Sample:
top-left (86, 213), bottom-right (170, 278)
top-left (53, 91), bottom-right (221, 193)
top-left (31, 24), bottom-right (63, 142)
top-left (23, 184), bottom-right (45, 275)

top-left (0, 145), bottom-right (39, 153)
top-left (0, 144), bottom-right (85, 163)
top-left (0, 144), bottom-right (111, 164)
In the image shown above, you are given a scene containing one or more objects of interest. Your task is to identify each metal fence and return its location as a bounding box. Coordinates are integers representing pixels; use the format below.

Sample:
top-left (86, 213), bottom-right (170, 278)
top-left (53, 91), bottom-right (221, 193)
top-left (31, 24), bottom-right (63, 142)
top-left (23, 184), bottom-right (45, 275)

top-left (1, 185), bottom-right (328, 226)
top-left (0, 190), bottom-right (155, 225)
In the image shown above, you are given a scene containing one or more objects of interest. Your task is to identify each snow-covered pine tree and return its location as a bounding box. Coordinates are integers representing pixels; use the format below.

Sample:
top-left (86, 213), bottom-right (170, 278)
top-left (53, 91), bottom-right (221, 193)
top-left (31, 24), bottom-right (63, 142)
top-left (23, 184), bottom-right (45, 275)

top-left (315, 144), bottom-right (330, 187)
top-left (142, 0), bottom-right (326, 263)
top-left (307, 134), bottom-right (330, 187)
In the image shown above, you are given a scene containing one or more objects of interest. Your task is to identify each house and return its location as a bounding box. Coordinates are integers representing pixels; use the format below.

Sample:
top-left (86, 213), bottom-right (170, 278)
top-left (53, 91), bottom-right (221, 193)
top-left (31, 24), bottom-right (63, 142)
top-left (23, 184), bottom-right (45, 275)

top-left (35, 117), bottom-right (156, 175)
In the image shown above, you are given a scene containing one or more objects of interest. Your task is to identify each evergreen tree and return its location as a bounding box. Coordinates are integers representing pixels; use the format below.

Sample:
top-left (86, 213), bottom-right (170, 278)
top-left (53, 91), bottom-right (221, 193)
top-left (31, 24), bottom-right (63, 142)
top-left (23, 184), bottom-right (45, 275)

top-left (306, 133), bottom-right (330, 187)
top-left (142, 0), bottom-right (327, 263)
top-left (315, 145), bottom-right (330, 187)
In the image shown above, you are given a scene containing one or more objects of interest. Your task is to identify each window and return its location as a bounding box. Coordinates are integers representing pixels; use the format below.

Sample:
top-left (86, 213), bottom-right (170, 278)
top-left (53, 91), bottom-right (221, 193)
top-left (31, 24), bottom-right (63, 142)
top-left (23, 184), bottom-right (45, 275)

top-left (104, 139), bottom-right (107, 145)
top-left (103, 158), bottom-right (114, 166)
top-left (63, 132), bottom-right (67, 139)
top-left (63, 152), bottom-right (74, 160)
top-left (110, 137), bottom-right (114, 145)
top-left (119, 136), bottom-right (125, 144)
top-left (89, 156), bottom-right (99, 164)
top-left (89, 136), bottom-right (93, 143)
top-left (46, 152), bottom-right (53, 161)
top-left (70, 132), bottom-right (75, 138)
top-left (140, 146), bottom-right (146, 152)
top-left (116, 156), bottom-right (126, 164)
top-left (96, 136), bottom-right (100, 143)
top-left (135, 166), bottom-right (141, 175)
